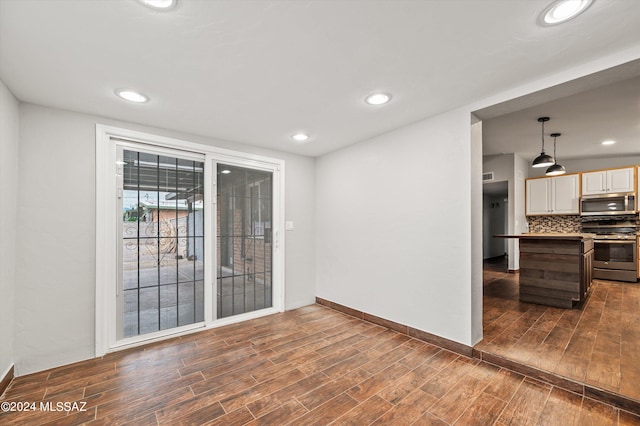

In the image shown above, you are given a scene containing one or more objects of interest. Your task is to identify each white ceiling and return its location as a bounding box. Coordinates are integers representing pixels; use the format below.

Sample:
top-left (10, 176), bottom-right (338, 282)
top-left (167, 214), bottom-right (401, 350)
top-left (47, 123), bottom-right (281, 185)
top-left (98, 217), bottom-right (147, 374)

top-left (481, 71), bottom-right (640, 162)
top-left (1, 0), bottom-right (640, 157)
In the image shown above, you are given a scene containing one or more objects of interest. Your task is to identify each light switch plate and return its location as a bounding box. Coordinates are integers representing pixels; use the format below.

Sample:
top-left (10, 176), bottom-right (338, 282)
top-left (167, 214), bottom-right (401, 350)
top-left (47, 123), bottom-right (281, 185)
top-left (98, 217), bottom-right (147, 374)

top-left (285, 221), bottom-right (294, 230)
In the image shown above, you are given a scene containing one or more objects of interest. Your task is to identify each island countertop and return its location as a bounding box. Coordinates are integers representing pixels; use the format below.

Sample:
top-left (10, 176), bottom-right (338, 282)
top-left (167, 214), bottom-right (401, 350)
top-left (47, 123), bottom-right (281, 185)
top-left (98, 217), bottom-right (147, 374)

top-left (494, 233), bottom-right (596, 240)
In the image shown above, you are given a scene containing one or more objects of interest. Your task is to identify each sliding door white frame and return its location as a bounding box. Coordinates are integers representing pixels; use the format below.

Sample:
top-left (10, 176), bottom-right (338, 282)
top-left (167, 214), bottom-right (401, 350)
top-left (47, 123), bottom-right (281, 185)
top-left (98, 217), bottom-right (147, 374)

top-left (95, 124), bottom-right (285, 357)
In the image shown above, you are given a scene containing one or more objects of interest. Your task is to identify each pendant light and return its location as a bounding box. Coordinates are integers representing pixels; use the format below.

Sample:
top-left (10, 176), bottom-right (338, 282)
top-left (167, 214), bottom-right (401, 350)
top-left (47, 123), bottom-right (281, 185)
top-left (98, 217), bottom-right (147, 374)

top-left (532, 117), bottom-right (554, 168)
top-left (545, 133), bottom-right (566, 176)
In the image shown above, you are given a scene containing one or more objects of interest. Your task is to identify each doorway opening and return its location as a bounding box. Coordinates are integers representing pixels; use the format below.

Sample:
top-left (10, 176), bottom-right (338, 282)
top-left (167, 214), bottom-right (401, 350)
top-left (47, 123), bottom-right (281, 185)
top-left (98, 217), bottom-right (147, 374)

top-left (482, 180), bottom-right (508, 262)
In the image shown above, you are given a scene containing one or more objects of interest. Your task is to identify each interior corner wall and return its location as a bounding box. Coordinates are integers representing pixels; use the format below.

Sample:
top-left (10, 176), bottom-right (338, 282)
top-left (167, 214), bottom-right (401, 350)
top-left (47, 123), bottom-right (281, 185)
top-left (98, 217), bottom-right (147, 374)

top-left (316, 108), bottom-right (475, 346)
top-left (14, 103), bottom-right (316, 376)
top-left (0, 80), bottom-right (19, 380)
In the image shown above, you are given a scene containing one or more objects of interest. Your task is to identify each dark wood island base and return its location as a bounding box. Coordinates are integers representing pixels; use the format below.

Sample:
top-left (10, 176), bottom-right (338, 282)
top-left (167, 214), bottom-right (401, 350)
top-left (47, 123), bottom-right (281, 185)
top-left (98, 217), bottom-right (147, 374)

top-left (496, 234), bottom-right (595, 308)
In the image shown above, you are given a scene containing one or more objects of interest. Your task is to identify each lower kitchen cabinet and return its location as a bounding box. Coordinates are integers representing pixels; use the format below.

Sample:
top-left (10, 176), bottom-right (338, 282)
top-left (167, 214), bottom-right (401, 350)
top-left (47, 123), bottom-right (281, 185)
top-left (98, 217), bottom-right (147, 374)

top-left (518, 236), bottom-right (594, 308)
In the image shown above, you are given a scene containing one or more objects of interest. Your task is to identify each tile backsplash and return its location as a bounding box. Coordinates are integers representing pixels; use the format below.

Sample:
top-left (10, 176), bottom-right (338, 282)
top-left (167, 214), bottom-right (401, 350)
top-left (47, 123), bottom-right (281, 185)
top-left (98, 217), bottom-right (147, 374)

top-left (527, 215), bottom-right (582, 233)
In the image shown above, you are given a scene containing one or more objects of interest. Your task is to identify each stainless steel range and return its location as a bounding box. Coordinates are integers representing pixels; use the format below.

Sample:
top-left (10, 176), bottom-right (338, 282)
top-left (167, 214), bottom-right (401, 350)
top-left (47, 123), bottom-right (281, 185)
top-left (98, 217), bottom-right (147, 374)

top-left (581, 215), bottom-right (638, 283)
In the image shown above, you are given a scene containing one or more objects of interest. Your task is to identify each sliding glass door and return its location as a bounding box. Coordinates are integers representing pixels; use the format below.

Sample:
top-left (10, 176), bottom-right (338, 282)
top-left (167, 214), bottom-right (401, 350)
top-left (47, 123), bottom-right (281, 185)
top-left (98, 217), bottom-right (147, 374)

top-left (217, 164), bottom-right (273, 318)
top-left (96, 125), bottom-right (284, 354)
top-left (118, 147), bottom-right (205, 340)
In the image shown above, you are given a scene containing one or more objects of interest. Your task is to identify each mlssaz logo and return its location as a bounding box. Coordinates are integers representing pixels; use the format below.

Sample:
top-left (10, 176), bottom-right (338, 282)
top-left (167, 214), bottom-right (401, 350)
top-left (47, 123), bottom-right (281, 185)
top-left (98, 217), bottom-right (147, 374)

top-left (39, 401), bottom-right (88, 412)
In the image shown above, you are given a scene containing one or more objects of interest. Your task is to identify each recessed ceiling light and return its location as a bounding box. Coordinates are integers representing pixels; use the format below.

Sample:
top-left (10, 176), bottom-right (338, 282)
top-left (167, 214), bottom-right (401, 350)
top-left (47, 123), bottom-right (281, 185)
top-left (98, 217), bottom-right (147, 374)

top-left (291, 133), bottom-right (310, 142)
top-left (115, 89), bottom-right (149, 103)
top-left (601, 140), bottom-right (616, 145)
top-left (220, 169), bottom-right (231, 174)
top-left (365, 93), bottom-right (391, 105)
top-left (138, 0), bottom-right (178, 10)
top-left (540, 0), bottom-right (593, 26)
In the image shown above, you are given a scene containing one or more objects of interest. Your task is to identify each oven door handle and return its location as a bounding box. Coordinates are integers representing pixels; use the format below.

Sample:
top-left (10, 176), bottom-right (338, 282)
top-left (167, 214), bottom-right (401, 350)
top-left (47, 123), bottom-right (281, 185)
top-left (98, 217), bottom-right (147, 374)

top-left (594, 240), bottom-right (635, 244)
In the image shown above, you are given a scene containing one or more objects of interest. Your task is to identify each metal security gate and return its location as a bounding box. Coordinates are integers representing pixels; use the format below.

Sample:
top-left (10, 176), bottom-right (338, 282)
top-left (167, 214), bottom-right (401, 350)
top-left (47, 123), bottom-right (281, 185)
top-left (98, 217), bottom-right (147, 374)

top-left (118, 147), bottom-right (205, 339)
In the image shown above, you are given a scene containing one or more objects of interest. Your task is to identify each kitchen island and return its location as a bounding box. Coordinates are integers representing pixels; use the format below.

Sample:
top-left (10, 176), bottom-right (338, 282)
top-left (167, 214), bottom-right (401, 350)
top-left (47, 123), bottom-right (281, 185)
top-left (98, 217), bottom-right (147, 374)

top-left (496, 233), bottom-right (595, 308)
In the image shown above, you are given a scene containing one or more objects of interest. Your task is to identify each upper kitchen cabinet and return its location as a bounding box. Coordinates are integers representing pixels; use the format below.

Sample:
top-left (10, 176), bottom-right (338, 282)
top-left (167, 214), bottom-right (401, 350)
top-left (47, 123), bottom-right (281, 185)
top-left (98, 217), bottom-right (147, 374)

top-left (526, 174), bottom-right (580, 216)
top-left (582, 167), bottom-right (635, 195)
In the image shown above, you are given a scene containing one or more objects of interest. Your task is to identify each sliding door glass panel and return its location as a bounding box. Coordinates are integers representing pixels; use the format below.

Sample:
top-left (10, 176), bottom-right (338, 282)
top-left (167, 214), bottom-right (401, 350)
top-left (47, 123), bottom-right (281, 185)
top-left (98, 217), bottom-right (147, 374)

top-left (120, 149), bottom-right (204, 339)
top-left (217, 164), bottom-right (273, 319)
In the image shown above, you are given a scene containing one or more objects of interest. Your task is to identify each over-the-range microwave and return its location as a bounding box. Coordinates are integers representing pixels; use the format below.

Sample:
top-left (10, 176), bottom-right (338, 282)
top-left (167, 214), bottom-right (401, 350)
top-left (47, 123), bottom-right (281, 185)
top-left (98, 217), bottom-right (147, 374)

top-left (580, 193), bottom-right (636, 216)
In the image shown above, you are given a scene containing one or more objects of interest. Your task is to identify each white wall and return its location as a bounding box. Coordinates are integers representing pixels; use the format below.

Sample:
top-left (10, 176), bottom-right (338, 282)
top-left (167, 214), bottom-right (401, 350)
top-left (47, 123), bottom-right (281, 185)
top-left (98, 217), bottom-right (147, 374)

top-left (482, 154), bottom-right (514, 183)
top-left (0, 80), bottom-right (19, 380)
top-left (316, 108), bottom-right (476, 346)
top-left (14, 103), bottom-right (315, 375)
top-left (528, 155), bottom-right (640, 178)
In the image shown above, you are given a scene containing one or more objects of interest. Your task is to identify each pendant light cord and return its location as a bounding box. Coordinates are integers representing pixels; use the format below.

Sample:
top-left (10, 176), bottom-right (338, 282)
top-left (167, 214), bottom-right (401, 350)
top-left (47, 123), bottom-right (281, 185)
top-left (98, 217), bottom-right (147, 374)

top-left (541, 120), bottom-right (546, 153)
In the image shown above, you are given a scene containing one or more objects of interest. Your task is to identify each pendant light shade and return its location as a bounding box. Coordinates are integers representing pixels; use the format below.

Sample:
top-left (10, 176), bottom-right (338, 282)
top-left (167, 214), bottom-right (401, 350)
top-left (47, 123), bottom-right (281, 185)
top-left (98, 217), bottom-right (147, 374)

top-left (532, 117), bottom-right (555, 168)
top-left (546, 163), bottom-right (566, 176)
top-left (545, 133), bottom-right (566, 176)
top-left (532, 153), bottom-right (555, 168)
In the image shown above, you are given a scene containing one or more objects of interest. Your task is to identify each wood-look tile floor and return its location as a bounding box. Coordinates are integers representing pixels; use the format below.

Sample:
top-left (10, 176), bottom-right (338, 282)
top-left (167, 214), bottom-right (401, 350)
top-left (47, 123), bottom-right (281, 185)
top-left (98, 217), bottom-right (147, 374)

top-left (2, 304), bottom-right (639, 425)
top-left (477, 256), bottom-right (640, 404)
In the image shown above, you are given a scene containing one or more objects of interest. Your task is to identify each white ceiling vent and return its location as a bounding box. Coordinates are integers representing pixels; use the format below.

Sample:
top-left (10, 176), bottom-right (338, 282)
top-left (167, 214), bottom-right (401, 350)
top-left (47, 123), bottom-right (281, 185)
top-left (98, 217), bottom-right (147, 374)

top-left (482, 172), bottom-right (495, 182)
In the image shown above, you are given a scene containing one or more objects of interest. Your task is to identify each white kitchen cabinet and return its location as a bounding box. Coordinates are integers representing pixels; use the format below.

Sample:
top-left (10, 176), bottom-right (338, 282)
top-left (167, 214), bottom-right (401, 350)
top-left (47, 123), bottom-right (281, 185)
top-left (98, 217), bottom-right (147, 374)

top-left (581, 171), bottom-right (606, 195)
top-left (526, 178), bottom-right (551, 215)
top-left (526, 174), bottom-right (579, 215)
top-left (552, 175), bottom-right (580, 214)
top-left (581, 167), bottom-right (635, 195)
